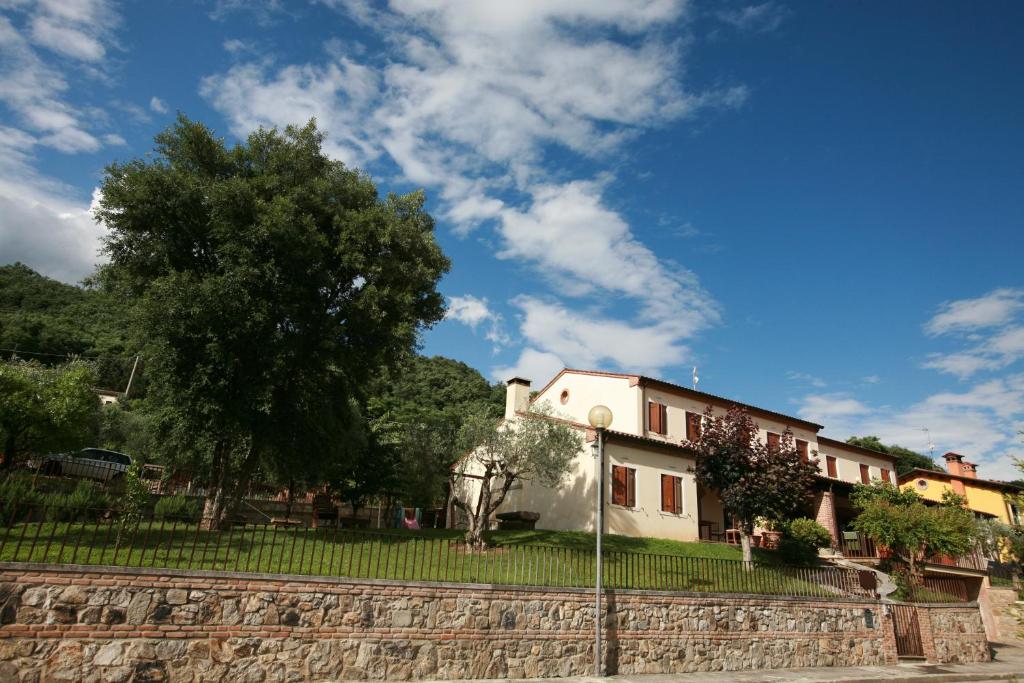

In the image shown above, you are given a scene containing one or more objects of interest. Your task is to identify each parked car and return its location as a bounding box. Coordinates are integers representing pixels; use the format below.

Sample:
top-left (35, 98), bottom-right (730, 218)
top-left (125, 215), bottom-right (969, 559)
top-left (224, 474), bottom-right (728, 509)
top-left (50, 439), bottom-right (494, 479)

top-left (31, 448), bottom-right (134, 482)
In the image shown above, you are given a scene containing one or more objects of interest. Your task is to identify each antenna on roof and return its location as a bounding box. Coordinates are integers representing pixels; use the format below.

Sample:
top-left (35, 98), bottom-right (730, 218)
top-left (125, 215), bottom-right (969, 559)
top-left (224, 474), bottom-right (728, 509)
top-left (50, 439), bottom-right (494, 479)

top-left (692, 366), bottom-right (699, 391)
top-left (920, 428), bottom-right (935, 459)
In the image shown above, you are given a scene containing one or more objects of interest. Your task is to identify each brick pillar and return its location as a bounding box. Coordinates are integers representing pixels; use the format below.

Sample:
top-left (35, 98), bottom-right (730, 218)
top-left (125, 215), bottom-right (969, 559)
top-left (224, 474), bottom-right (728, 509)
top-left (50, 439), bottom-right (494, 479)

top-left (880, 606), bottom-right (899, 665)
top-left (917, 605), bottom-right (938, 663)
top-left (815, 490), bottom-right (839, 546)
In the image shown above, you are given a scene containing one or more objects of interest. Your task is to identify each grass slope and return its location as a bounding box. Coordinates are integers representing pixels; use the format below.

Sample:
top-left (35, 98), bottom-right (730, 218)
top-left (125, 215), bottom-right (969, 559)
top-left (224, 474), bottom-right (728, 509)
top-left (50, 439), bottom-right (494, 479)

top-left (0, 521), bottom-right (865, 599)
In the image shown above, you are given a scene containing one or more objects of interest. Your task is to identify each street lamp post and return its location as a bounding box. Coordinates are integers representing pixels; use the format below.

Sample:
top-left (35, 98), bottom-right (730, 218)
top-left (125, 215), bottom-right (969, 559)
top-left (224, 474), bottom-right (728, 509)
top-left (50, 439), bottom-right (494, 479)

top-left (587, 404), bottom-right (612, 677)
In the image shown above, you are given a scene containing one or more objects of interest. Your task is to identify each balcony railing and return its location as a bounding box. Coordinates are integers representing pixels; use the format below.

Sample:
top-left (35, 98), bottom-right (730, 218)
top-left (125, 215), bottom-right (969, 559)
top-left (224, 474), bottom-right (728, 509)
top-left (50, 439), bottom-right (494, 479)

top-left (836, 534), bottom-right (877, 560)
top-left (923, 549), bottom-right (987, 572)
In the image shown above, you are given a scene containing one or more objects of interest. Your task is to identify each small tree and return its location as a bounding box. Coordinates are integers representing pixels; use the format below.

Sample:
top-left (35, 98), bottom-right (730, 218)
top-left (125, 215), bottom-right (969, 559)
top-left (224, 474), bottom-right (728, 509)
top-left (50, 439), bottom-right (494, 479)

top-left (0, 359), bottom-right (99, 467)
top-left (690, 405), bottom-right (820, 564)
top-left (852, 482), bottom-right (977, 586)
top-left (451, 404), bottom-right (582, 547)
top-left (116, 462), bottom-right (150, 546)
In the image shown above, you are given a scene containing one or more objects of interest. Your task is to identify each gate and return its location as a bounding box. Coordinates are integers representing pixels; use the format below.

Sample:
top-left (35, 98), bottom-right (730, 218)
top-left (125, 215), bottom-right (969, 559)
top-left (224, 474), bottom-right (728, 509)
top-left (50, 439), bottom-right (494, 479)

top-left (891, 604), bottom-right (924, 658)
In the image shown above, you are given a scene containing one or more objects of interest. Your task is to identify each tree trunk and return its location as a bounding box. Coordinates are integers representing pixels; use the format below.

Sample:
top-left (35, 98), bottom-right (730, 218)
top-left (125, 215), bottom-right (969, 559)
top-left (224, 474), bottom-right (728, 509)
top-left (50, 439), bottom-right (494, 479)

top-left (740, 530), bottom-right (753, 565)
top-left (468, 473), bottom-right (493, 549)
top-left (201, 442), bottom-right (231, 530)
top-left (2, 432), bottom-right (17, 469)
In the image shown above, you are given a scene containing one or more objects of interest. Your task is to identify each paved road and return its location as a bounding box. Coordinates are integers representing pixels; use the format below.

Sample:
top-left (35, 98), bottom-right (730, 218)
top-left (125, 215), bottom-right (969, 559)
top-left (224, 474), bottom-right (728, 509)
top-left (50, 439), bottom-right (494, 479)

top-left (411, 644), bottom-right (1024, 683)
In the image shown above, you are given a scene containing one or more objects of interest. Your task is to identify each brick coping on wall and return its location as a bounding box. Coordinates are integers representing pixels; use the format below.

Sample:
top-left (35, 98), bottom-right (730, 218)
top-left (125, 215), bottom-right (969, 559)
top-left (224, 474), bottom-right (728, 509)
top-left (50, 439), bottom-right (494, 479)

top-left (1, 560), bottom-right (904, 606)
top-left (2, 561), bottom-right (921, 610)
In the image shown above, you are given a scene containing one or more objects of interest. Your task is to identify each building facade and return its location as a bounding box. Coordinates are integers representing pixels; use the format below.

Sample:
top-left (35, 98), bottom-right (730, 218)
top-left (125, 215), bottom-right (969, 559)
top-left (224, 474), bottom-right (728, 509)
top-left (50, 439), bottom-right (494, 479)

top-left (455, 368), bottom-right (901, 547)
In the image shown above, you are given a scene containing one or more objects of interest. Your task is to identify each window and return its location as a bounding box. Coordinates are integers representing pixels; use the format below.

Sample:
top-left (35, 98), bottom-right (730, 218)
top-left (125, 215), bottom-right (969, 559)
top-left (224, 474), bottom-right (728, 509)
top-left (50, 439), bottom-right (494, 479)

top-left (685, 412), bottom-right (702, 441)
top-left (766, 432), bottom-right (780, 452)
top-left (559, 389), bottom-right (569, 405)
top-left (661, 474), bottom-right (683, 514)
top-left (648, 401), bottom-right (667, 435)
top-left (826, 456), bottom-right (838, 478)
top-left (860, 464), bottom-right (870, 484)
top-left (916, 478), bottom-right (929, 491)
top-left (796, 439), bottom-right (809, 463)
top-left (881, 469), bottom-right (892, 484)
top-left (611, 465), bottom-right (636, 507)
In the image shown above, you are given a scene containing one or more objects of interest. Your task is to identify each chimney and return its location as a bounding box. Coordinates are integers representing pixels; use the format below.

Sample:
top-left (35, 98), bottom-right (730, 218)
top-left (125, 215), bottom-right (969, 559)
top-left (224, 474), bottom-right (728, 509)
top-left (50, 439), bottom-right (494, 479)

top-left (943, 452), bottom-right (964, 477)
top-left (960, 461), bottom-right (978, 479)
top-left (505, 377), bottom-right (531, 418)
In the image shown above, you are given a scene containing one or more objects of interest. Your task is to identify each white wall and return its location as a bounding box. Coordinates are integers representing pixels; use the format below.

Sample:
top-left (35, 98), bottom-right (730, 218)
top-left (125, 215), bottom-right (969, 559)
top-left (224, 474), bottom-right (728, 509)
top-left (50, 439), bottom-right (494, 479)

top-left (604, 442), bottom-right (699, 541)
top-left (816, 440), bottom-right (896, 485)
top-left (534, 372), bottom-right (641, 434)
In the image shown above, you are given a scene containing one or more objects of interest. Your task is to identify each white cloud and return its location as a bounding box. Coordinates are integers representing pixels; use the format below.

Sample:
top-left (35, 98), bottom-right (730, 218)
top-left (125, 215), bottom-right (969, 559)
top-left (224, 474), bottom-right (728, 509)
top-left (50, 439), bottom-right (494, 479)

top-left (200, 58), bottom-right (382, 166)
top-left (445, 294), bottom-right (510, 350)
top-left (0, 128), bottom-right (104, 282)
top-left (491, 348), bottom-right (565, 385)
top-left (798, 376), bottom-right (1024, 483)
top-left (149, 96), bottom-right (167, 113)
top-left (202, 1), bottom-right (739, 373)
top-left (786, 371), bottom-right (826, 388)
top-left (924, 288), bottom-right (1024, 336)
top-left (511, 296), bottom-right (690, 376)
top-left (446, 295), bottom-right (492, 329)
top-left (923, 289), bottom-right (1024, 378)
top-left (716, 2), bottom-right (789, 33)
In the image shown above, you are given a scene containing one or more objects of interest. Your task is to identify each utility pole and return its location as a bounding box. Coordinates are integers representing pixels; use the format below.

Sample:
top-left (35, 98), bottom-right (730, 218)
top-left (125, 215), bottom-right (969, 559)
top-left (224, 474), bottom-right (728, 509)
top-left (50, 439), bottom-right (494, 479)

top-left (124, 355), bottom-right (140, 398)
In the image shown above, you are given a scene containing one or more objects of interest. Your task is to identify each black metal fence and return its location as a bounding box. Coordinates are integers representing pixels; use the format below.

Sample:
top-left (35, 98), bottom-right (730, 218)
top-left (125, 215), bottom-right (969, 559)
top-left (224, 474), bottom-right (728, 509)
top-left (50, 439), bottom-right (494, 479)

top-left (0, 499), bottom-right (876, 600)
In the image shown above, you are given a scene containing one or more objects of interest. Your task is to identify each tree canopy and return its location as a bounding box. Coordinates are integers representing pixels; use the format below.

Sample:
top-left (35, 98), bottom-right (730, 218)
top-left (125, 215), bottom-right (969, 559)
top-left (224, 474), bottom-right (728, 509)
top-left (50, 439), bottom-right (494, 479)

top-left (845, 435), bottom-right (942, 477)
top-left (95, 115), bottom-right (450, 526)
top-left (851, 482), bottom-right (978, 587)
top-left (0, 264), bottom-right (133, 390)
top-left (452, 404), bottom-right (582, 546)
top-left (0, 359), bottom-right (100, 466)
top-left (363, 355), bottom-right (504, 508)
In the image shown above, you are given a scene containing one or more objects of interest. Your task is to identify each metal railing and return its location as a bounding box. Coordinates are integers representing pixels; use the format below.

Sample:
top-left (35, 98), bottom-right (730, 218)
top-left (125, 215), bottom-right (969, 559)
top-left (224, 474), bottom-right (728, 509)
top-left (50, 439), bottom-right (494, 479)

top-left (906, 576), bottom-right (970, 603)
top-left (836, 535), bottom-right (878, 559)
top-left (0, 500), bottom-right (875, 599)
top-left (923, 549), bottom-right (987, 572)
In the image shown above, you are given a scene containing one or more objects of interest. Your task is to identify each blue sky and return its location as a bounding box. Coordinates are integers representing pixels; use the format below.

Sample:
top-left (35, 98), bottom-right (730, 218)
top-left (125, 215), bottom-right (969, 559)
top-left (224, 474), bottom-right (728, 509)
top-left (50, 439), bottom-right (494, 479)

top-left (2, 1), bottom-right (1023, 477)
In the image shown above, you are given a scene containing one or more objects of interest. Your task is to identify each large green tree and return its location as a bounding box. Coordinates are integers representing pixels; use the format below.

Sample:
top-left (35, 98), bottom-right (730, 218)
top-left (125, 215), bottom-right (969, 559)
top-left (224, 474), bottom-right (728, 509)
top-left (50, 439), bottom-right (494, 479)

top-left (365, 355), bottom-right (504, 508)
top-left (845, 435), bottom-right (942, 477)
top-left (0, 359), bottom-right (100, 466)
top-left (690, 406), bottom-right (821, 564)
top-left (96, 116), bottom-right (449, 527)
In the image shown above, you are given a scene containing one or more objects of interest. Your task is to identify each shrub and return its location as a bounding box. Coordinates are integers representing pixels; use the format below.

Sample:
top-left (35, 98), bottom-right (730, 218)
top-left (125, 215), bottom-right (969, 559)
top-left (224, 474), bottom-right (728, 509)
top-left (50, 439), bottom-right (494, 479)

top-left (44, 480), bottom-right (111, 522)
top-left (778, 517), bottom-right (832, 565)
top-left (153, 494), bottom-right (201, 523)
top-left (0, 471), bottom-right (44, 524)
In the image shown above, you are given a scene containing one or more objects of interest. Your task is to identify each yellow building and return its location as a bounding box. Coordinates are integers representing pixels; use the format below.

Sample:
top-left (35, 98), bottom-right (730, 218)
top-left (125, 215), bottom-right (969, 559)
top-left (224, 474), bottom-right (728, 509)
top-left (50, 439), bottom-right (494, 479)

top-left (898, 452), bottom-right (1023, 526)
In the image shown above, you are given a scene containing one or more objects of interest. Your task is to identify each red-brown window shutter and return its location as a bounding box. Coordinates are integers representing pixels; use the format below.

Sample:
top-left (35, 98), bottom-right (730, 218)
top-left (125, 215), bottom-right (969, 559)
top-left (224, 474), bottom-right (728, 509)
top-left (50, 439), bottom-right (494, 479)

top-left (826, 456), bottom-right (837, 478)
top-left (661, 474), bottom-right (674, 513)
top-left (881, 469), bottom-right (892, 484)
top-left (767, 432), bottom-right (780, 451)
top-left (612, 466), bottom-right (627, 506)
top-left (686, 412), bottom-right (702, 441)
top-left (860, 464), bottom-right (870, 484)
top-left (627, 468), bottom-right (636, 507)
top-left (649, 402), bottom-right (667, 435)
top-left (796, 439), bottom-right (809, 463)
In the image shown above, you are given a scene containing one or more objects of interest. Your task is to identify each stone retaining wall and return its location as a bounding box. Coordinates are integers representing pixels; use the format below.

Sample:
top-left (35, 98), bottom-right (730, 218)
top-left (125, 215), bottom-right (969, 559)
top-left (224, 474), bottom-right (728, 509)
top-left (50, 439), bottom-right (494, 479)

top-left (0, 563), bottom-right (988, 681)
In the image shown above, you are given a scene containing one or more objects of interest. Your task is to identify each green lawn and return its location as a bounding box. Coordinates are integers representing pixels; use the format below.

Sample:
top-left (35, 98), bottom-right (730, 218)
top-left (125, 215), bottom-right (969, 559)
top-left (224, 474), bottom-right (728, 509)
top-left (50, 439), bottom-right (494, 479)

top-left (0, 521), bottom-right (865, 599)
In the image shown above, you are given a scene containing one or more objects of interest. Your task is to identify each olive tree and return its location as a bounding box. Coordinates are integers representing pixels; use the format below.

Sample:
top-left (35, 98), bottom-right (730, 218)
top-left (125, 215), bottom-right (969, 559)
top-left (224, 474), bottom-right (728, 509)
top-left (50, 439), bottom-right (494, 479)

top-left (852, 483), bottom-right (978, 586)
top-left (451, 404), bottom-right (582, 547)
